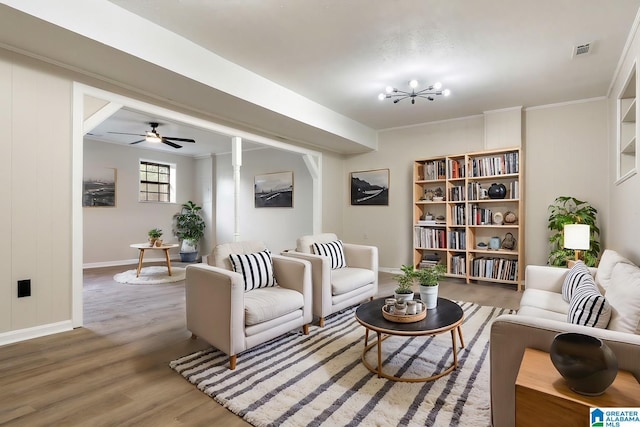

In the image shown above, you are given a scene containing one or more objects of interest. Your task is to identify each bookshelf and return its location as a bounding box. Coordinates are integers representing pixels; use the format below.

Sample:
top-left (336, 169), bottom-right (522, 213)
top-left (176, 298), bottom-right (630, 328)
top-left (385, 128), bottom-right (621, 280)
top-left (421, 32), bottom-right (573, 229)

top-left (618, 63), bottom-right (637, 182)
top-left (413, 147), bottom-right (524, 290)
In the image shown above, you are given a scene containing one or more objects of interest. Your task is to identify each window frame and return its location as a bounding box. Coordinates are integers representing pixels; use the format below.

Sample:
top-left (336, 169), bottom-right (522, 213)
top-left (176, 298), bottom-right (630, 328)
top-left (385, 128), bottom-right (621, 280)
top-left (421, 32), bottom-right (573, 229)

top-left (138, 159), bottom-right (176, 203)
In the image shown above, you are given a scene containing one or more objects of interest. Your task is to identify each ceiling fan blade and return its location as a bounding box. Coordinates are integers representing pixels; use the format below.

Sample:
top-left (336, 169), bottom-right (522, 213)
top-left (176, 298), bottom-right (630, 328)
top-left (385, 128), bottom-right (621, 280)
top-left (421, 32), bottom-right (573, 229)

top-left (130, 139), bottom-right (145, 145)
top-left (163, 136), bottom-right (196, 143)
top-left (108, 131), bottom-right (146, 137)
top-left (161, 138), bottom-right (182, 149)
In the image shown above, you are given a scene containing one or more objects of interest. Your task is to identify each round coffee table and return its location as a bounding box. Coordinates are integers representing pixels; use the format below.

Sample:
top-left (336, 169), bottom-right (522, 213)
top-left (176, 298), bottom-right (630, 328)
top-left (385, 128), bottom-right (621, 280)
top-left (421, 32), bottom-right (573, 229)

top-left (355, 296), bottom-right (464, 382)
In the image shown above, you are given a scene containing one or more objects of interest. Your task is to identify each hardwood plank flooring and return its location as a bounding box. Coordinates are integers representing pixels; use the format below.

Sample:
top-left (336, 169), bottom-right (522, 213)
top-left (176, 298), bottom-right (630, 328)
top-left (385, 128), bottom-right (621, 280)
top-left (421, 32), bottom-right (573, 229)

top-left (0, 263), bottom-right (522, 426)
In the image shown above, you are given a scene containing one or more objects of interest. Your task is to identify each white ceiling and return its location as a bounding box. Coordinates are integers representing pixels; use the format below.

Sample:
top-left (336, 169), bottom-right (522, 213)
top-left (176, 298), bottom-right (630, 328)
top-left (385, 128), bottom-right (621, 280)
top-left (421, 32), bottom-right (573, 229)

top-left (107, 0), bottom-right (640, 130)
top-left (2, 1), bottom-right (640, 156)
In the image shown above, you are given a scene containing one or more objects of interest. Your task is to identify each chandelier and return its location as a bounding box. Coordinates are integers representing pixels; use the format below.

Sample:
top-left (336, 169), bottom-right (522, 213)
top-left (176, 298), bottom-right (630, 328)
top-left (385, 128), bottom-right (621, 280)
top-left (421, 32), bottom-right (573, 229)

top-left (378, 79), bottom-right (450, 104)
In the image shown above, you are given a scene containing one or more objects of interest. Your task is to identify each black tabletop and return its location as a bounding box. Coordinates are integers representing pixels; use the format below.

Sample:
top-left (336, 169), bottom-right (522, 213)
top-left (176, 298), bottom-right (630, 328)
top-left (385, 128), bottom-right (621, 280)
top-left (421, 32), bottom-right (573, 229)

top-left (355, 296), bottom-right (463, 335)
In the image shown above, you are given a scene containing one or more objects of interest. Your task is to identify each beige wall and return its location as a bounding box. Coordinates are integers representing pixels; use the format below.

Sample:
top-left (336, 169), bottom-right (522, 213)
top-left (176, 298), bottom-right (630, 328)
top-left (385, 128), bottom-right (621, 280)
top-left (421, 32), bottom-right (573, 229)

top-left (343, 117), bottom-right (485, 269)
top-left (0, 51), bottom-right (72, 334)
top-left (215, 148), bottom-right (314, 253)
top-left (524, 99), bottom-right (609, 266)
top-left (83, 139), bottom-right (198, 265)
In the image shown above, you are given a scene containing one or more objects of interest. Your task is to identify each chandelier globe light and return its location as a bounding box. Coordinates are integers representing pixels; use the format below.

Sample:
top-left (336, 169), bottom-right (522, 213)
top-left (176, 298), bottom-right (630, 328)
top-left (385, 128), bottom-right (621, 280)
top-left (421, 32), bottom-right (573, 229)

top-left (378, 79), bottom-right (451, 104)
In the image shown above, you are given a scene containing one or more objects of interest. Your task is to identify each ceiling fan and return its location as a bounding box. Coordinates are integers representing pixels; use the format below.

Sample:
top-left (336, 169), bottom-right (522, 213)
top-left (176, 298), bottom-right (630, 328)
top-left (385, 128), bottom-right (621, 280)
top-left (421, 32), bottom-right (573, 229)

top-left (108, 122), bottom-right (196, 149)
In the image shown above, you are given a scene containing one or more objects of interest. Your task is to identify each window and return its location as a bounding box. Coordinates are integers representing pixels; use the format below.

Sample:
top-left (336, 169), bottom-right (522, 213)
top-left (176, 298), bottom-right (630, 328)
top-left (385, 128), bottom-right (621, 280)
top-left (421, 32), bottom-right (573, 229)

top-left (139, 160), bottom-right (175, 202)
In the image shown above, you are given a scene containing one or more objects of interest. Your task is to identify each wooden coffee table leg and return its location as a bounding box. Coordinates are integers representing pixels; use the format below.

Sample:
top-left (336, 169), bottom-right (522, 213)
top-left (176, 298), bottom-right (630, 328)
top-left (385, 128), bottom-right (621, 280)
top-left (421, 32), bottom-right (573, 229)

top-left (364, 328), bottom-right (369, 346)
top-left (457, 326), bottom-right (465, 348)
top-left (164, 248), bottom-right (172, 276)
top-left (451, 329), bottom-right (458, 368)
top-left (377, 331), bottom-right (382, 378)
top-left (136, 249), bottom-right (145, 277)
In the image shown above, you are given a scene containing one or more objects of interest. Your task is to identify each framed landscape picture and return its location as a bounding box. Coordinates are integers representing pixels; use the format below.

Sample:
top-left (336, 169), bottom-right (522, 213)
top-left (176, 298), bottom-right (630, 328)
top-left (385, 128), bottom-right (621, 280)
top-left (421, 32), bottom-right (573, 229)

top-left (254, 171), bottom-right (293, 208)
top-left (83, 167), bottom-right (117, 207)
top-left (350, 168), bottom-right (389, 206)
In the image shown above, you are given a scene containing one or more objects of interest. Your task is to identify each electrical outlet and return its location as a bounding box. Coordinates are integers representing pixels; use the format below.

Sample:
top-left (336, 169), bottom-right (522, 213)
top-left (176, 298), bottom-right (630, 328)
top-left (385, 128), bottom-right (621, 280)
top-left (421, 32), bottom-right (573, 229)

top-left (18, 279), bottom-right (31, 298)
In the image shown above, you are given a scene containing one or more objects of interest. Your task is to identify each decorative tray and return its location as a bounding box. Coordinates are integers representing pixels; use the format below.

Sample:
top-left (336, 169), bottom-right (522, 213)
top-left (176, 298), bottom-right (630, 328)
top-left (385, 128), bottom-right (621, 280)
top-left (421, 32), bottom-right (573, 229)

top-left (382, 303), bottom-right (427, 323)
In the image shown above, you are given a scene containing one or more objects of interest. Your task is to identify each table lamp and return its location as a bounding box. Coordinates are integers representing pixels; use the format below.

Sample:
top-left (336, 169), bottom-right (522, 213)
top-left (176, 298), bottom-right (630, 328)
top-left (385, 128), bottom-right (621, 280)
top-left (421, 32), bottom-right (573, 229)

top-left (564, 224), bottom-right (590, 262)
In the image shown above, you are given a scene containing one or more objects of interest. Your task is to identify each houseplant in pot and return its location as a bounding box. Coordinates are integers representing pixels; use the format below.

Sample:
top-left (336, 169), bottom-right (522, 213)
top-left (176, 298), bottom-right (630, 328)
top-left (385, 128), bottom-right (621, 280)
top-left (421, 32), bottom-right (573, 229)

top-left (173, 201), bottom-right (206, 262)
top-left (547, 196), bottom-right (600, 266)
top-left (393, 264), bottom-right (416, 302)
top-left (415, 263), bottom-right (446, 309)
top-left (148, 228), bottom-right (163, 247)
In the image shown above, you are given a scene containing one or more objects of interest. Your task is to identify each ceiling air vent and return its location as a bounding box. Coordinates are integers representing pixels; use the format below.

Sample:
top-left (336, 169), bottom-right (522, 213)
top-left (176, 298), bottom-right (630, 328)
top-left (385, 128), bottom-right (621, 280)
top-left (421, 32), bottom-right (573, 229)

top-left (572, 42), bottom-right (592, 58)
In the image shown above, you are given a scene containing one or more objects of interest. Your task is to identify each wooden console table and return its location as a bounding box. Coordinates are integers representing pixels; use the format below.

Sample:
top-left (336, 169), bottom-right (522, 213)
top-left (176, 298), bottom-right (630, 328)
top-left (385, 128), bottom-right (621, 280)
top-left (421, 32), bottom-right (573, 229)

top-left (515, 347), bottom-right (640, 427)
top-left (130, 243), bottom-right (179, 277)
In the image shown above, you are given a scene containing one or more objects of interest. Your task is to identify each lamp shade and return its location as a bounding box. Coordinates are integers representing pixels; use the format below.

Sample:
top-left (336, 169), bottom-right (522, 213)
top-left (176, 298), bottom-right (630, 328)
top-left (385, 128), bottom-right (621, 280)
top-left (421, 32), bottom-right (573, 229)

top-left (564, 224), bottom-right (590, 250)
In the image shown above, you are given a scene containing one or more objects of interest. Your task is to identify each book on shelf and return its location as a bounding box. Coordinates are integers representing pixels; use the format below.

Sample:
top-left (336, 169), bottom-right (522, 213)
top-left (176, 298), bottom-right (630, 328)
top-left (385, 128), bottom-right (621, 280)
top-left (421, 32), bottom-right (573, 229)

top-left (417, 220), bottom-right (446, 226)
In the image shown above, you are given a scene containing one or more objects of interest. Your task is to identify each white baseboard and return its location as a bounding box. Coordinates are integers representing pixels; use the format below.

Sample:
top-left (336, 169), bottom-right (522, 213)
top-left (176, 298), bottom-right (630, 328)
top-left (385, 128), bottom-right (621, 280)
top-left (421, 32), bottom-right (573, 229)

top-left (0, 320), bottom-right (73, 347)
top-left (379, 266), bottom-right (401, 274)
top-left (83, 256), bottom-right (181, 269)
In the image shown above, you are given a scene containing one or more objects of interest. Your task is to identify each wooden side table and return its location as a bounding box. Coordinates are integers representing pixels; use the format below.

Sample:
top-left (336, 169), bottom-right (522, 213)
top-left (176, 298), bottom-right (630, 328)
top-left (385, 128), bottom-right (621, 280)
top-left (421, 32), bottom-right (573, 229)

top-left (130, 243), bottom-right (179, 277)
top-left (515, 348), bottom-right (640, 427)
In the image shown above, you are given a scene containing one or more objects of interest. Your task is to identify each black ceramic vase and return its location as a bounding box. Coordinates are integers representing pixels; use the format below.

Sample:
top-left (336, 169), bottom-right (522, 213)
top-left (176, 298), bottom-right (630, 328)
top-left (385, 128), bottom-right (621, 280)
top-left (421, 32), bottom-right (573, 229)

top-left (550, 332), bottom-right (618, 396)
top-left (487, 183), bottom-right (507, 199)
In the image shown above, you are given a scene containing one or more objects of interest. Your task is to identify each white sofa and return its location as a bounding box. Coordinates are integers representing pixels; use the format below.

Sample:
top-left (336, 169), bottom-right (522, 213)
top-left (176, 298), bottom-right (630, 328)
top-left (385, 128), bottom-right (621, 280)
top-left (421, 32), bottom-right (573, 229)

top-left (490, 250), bottom-right (640, 427)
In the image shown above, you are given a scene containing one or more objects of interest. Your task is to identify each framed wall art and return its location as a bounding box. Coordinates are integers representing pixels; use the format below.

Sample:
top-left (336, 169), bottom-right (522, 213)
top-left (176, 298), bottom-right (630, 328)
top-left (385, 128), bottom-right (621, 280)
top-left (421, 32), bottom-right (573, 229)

top-left (350, 168), bottom-right (389, 206)
top-left (83, 167), bottom-right (117, 207)
top-left (254, 171), bottom-right (293, 208)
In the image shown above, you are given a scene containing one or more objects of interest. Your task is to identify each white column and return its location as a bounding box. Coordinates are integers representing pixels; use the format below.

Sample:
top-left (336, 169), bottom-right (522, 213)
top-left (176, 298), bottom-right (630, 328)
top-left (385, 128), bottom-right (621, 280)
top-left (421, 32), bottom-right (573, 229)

top-left (231, 137), bottom-right (242, 242)
top-left (303, 154), bottom-right (322, 234)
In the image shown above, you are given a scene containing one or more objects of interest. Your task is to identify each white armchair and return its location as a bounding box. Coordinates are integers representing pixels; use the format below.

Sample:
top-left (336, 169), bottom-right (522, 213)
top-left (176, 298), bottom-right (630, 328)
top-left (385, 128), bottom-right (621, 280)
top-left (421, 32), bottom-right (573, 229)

top-left (283, 233), bottom-right (378, 326)
top-left (185, 241), bottom-right (312, 370)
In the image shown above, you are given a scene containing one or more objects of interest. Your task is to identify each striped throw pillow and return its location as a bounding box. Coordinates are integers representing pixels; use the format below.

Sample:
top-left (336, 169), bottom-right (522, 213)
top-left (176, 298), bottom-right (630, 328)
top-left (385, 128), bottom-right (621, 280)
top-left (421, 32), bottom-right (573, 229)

top-left (567, 275), bottom-right (611, 328)
top-left (229, 250), bottom-right (276, 292)
top-left (312, 240), bottom-right (347, 269)
top-left (562, 261), bottom-right (591, 302)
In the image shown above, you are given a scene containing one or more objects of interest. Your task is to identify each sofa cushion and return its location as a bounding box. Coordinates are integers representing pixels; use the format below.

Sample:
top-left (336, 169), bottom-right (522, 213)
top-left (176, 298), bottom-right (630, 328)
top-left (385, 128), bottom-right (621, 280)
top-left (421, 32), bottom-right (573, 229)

top-left (244, 287), bottom-right (303, 326)
top-left (518, 288), bottom-right (568, 321)
top-left (605, 262), bottom-right (640, 334)
top-left (562, 261), bottom-right (591, 303)
top-left (313, 240), bottom-right (347, 269)
top-left (229, 249), bottom-right (276, 291)
top-left (331, 267), bottom-right (375, 295)
top-left (567, 275), bottom-right (611, 328)
top-left (595, 249), bottom-right (633, 291)
top-left (296, 233), bottom-right (339, 254)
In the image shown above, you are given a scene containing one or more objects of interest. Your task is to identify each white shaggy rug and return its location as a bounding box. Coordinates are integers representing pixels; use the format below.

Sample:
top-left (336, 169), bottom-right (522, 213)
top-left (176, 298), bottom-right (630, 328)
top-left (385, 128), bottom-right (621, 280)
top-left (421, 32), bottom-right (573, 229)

top-left (170, 301), bottom-right (515, 427)
top-left (113, 266), bottom-right (186, 284)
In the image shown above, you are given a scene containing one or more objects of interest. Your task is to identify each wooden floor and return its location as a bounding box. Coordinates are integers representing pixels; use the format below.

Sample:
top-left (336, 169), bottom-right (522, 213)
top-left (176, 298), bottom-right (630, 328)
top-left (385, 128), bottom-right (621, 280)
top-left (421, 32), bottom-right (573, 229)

top-left (0, 264), bottom-right (522, 426)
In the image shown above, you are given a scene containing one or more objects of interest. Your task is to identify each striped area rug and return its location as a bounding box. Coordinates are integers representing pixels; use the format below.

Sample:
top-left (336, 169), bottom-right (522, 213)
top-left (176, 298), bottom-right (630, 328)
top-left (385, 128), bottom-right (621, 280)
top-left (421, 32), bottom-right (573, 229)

top-left (170, 301), bottom-right (515, 427)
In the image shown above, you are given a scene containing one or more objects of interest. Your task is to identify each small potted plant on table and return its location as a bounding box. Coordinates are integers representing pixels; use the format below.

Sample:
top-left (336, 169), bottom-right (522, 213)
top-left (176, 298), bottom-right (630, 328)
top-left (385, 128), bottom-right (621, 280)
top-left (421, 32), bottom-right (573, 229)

top-left (415, 263), bottom-right (446, 309)
top-left (393, 264), bottom-right (417, 302)
top-left (148, 228), bottom-right (163, 247)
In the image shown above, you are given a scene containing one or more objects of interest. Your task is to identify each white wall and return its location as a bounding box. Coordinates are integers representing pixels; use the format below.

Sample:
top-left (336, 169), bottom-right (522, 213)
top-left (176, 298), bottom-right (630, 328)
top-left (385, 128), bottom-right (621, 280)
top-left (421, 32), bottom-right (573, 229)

top-left (215, 147), bottom-right (313, 253)
top-left (83, 140), bottom-right (199, 265)
top-left (607, 19), bottom-right (640, 264)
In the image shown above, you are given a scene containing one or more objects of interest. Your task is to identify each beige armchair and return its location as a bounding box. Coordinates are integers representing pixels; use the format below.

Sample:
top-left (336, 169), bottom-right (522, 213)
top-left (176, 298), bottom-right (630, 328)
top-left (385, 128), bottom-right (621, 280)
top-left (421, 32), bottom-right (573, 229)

top-left (283, 233), bottom-right (378, 326)
top-left (185, 241), bottom-right (312, 370)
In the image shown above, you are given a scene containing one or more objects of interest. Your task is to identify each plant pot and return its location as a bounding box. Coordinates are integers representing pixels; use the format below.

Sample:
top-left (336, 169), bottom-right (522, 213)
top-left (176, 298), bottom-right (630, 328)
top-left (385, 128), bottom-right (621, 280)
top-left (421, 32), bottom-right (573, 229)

top-left (180, 251), bottom-right (198, 263)
top-left (394, 292), bottom-right (414, 303)
top-left (419, 284), bottom-right (439, 309)
top-left (155, 239), bottom-right (163, 247)
top-left (149, 238), bottom-right (157, 247)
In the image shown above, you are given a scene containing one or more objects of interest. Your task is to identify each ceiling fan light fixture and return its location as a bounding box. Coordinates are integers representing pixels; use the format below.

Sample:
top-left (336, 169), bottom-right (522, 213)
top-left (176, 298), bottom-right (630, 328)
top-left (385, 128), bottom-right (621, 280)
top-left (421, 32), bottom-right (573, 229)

top-left (145, 131), bottom-right (161, 143)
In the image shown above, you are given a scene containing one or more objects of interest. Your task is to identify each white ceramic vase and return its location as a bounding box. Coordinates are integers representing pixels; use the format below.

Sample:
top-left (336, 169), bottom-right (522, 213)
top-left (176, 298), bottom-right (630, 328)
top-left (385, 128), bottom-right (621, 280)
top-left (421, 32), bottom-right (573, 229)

top-left (419, 284), bottom-right (439, 309)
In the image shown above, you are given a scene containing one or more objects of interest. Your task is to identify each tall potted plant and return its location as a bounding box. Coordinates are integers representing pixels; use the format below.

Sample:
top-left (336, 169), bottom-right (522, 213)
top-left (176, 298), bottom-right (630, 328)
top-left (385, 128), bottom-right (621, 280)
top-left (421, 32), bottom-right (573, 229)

top-left (547, 196), bottom-right (600, 266)
top-left (173, 201), bottom-right (206, 262)
top-left (415, 264), bottom-right (446, 309)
